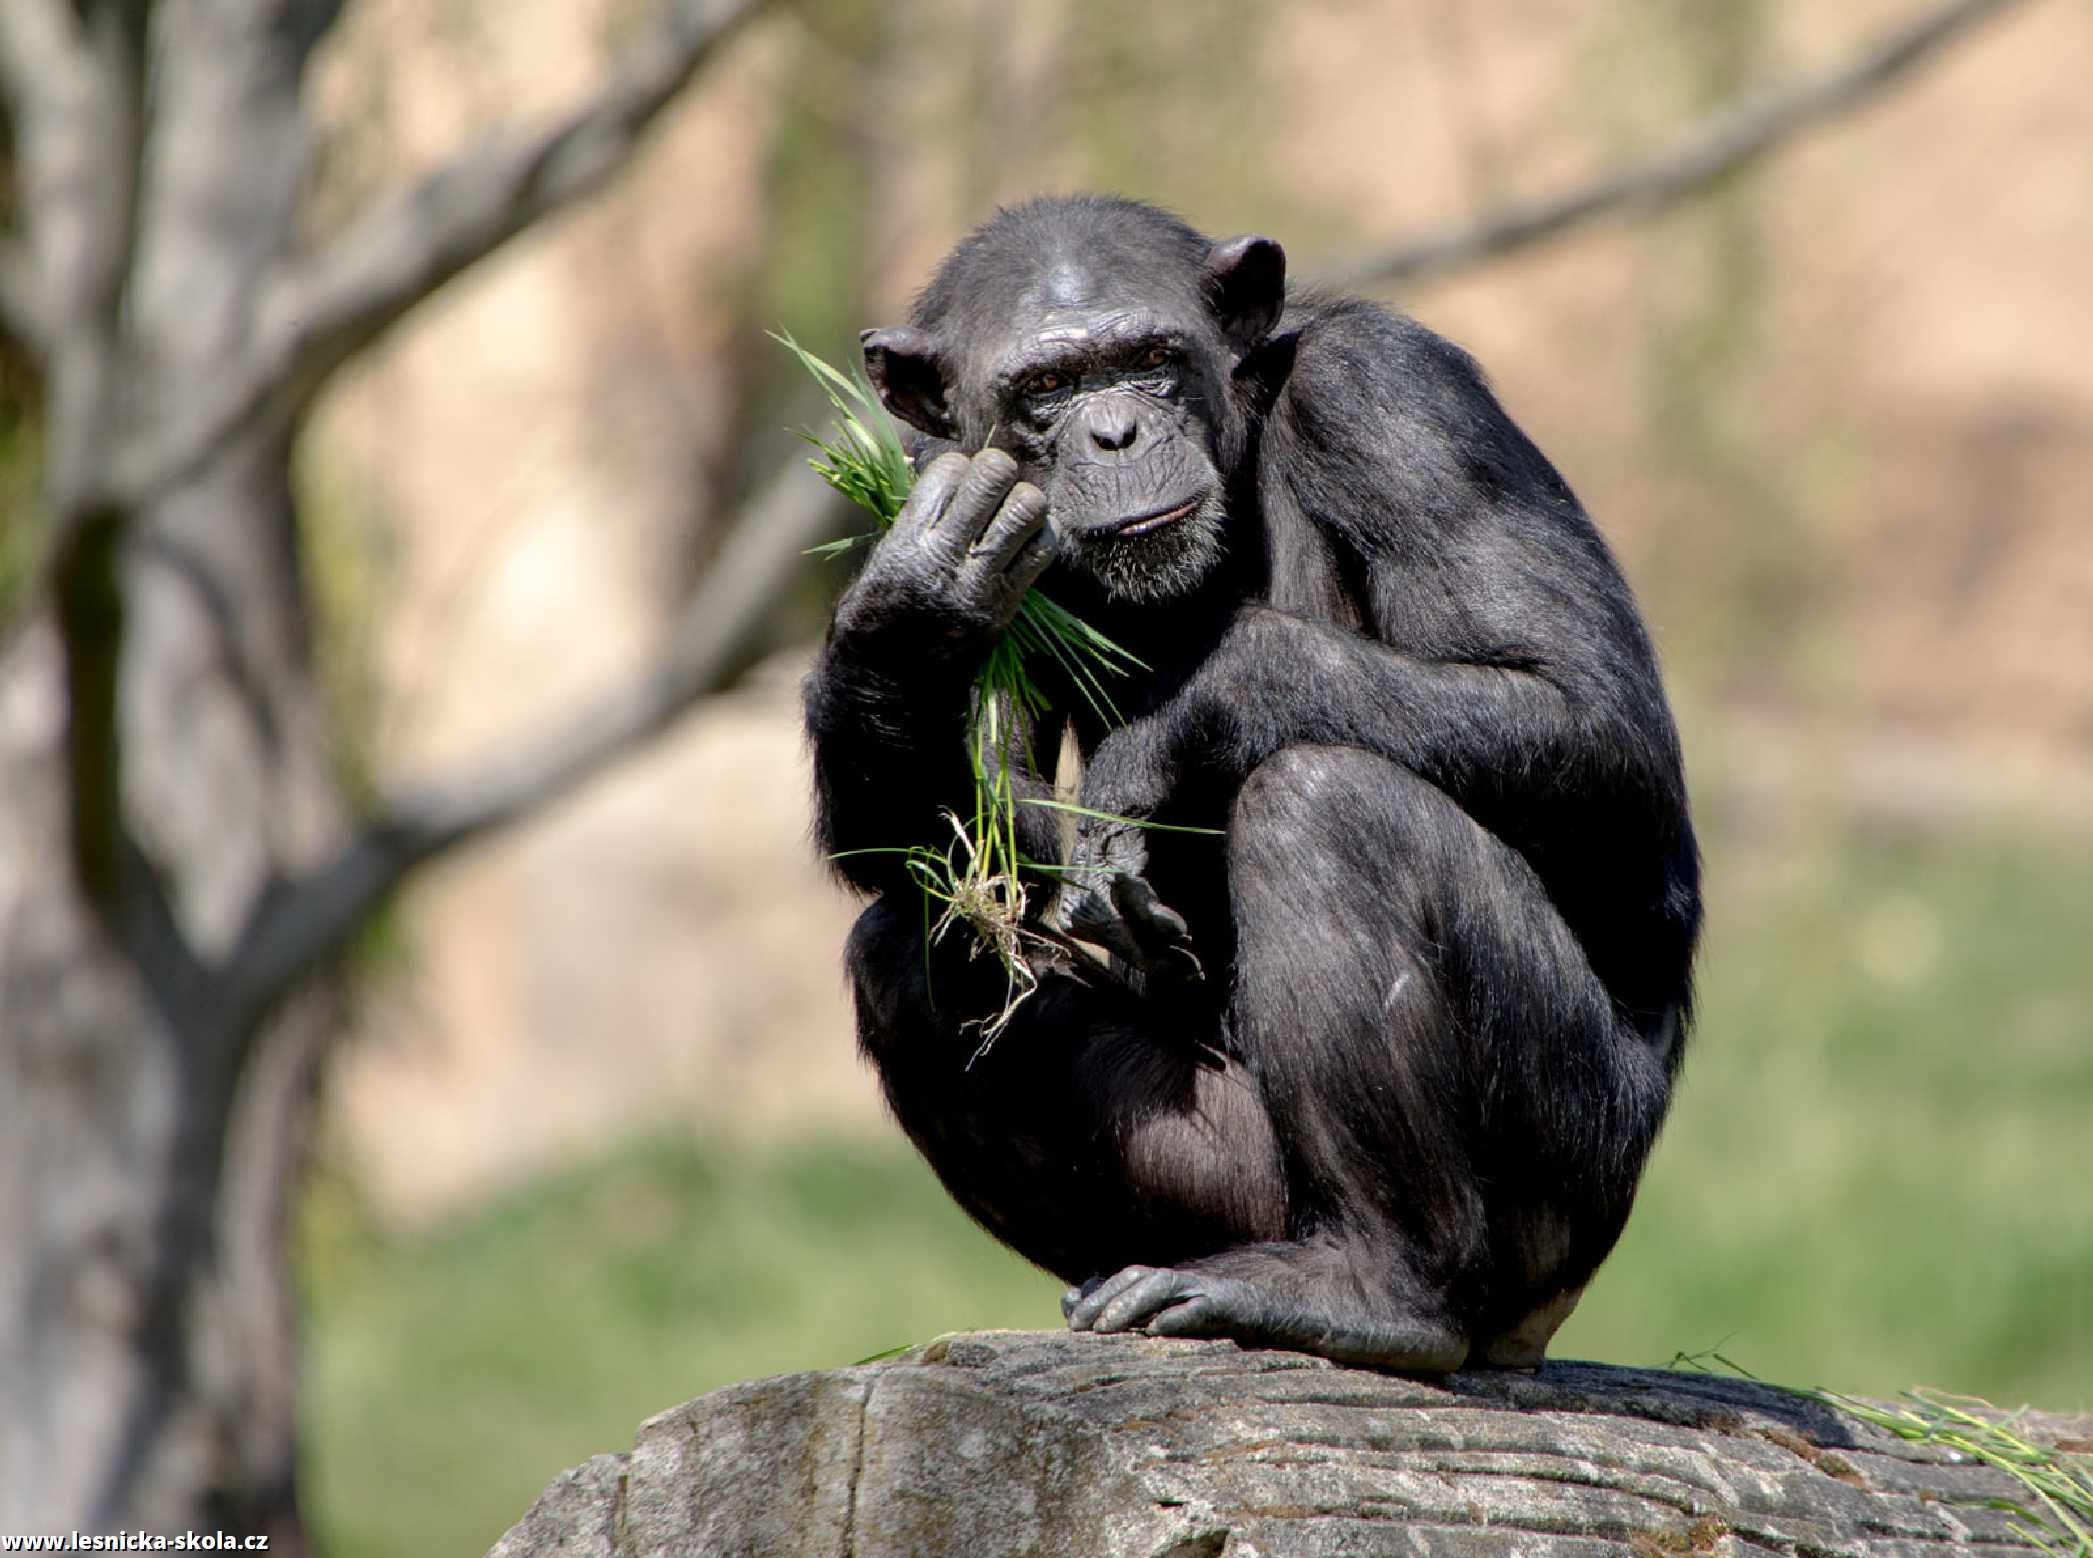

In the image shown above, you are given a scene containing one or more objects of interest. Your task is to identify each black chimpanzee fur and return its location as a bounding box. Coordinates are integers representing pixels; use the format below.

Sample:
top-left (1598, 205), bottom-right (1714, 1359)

top-left (802, 194), bottom-right (1700, 1370)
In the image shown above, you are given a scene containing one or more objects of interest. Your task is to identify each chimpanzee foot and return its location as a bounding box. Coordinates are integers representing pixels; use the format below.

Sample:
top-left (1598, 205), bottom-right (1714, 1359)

top-left (1064, 1263), bottom-right (1469, 1371)
top-left (1063, 1264), bottom-right (1262, 1338)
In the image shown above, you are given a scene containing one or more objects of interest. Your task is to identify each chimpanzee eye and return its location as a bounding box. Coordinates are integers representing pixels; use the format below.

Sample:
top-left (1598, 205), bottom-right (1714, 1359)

top-left (1140, 346), bottom-right (1172, 369)
top-left (1024, 371), bottom-right (1068, 399)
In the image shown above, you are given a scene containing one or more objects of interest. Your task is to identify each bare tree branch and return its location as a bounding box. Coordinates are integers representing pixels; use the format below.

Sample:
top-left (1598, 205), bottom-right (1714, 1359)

top-left (267, 0), bottom-right (770, 369)
top-left (1311, 0), bottom-right (2038, 293)
top-left (104, 0), bottom-right (772, 512)
top-left (218, 457), bottom-right (844, 1030)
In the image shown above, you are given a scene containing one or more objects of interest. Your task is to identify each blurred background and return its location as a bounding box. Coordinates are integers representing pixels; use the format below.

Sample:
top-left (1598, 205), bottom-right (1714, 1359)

top-left (3, 0), bottom-right (2090, 1554)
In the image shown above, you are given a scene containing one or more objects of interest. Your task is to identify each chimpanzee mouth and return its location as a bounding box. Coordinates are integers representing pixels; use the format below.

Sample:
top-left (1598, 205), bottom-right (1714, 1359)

top-left (1108, 496), bottom-right (1205, 539)
top-left (1073, 489), bottom-right (1228, 602)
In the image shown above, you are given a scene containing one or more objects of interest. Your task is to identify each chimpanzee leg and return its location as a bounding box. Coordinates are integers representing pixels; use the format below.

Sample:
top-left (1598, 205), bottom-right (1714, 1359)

top-left (845, 898), bottom-right (1287, 1288)
top-left (1068, 745), bottom-right (1675, 1369)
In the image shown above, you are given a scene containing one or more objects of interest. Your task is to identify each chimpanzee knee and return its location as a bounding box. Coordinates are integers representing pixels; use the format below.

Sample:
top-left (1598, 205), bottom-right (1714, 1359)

top-left (1226, 745), bottom-right (1471, 1009)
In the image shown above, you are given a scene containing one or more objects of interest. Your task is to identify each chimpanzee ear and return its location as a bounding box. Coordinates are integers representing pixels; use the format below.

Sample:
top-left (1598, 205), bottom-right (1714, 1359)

top-left (1205, 236), bottom-right (1287, 353)
top-left (860, 326), bottom-right (956, 441)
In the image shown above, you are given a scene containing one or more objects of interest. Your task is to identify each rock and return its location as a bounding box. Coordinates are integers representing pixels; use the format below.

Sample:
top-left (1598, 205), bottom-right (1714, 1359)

top-left (489, 1330), bottom-right (2087, 1557)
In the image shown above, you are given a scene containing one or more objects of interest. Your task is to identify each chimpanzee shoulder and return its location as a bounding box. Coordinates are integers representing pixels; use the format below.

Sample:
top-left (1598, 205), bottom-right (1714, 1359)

top-left (1251, 295), bottom-right (1584, 545)
top-left (1236, 293), bottom-right (1641, 695)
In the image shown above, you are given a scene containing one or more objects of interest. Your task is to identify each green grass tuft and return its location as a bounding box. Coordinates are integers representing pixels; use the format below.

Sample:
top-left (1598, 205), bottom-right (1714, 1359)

top-left (1817, 1390), bottom-right (2093, 1554)
top-left (777, 333), bottom-right (1150, 1029)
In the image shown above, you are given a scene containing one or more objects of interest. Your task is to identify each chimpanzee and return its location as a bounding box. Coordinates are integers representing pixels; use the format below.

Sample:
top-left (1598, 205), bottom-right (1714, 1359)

top-left (802, 195), bottom-right (1700, 1370)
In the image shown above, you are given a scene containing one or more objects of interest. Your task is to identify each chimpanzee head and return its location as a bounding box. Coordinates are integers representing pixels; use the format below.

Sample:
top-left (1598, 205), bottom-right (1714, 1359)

top-left (861, 196), bottom-right (1286, 603)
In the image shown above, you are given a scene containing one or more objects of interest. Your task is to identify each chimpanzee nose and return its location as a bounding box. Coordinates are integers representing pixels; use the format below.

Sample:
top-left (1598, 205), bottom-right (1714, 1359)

top-left (1089, 404), bottom-right (1140, 453)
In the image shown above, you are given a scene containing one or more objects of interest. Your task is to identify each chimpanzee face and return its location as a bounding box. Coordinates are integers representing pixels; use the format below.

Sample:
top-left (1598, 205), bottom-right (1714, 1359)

top-left (861, 216), bottom-right (1284, 604)
top-left (984, 282), bottom-right (1233, 602)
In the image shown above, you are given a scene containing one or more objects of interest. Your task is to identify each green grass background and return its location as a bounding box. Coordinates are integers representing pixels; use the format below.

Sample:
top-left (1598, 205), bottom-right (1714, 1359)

top-left (302, 824), bottom-right (2093, 1558)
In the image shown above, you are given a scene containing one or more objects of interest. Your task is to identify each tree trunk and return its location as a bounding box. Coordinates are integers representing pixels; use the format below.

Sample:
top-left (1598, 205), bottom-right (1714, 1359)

top-left (489, 1332), bottom-right (2091, 1558)
top-left (0, 2), bottom-right (345, 1544)
top-left (0, 0), bottom-right (775, 1543)
top-left (0, 600), bottom-right (335, 1550)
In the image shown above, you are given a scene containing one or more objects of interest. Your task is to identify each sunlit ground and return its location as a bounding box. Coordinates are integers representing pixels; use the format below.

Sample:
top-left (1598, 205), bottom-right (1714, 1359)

top-left (303, 824), bottom-right (2093, 1558)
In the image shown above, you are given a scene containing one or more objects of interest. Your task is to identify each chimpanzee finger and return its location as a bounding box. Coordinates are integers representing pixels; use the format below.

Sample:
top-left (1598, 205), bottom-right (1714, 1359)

top-left (1055, 880), bottom-right (1147, 968)
top-left (1085, 1268), bottom-right (1198, 1334)
top-left (967, 479), bottom-right (1048, 569)
top-left (966, 484), bottom-right (1054, 621)
top-left (1066, 1265), bottom-right (1162, 1331)
top-left (1111, 874), bottom-right (1203, 983)
top-left (892, 451), bottom-right (970, 546)
top-left (995, 511), bottom-right (1057, 598)
top-left (925, 448), bottom-right (1020, 559)
top-left (1060, 1274), bottom-right (1105, 1320)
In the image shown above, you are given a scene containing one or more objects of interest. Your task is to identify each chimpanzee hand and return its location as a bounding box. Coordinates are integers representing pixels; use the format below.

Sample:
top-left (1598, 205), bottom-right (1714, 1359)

top-left (1050, 851), bottom-right (1202, 979)
top-left (832, 449), bottom-right (1054, 646)
top-left (1046, 726), bottom-right (1202, 981)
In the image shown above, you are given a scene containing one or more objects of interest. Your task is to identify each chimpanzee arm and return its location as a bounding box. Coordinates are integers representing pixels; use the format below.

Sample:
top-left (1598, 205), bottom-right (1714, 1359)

top-left (1052, 585), bottom-right (1675, 974)
top-left (804, 450), bottom-right (1063, 897)
top-left (1082, 596), bottom-right (1683, 839)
